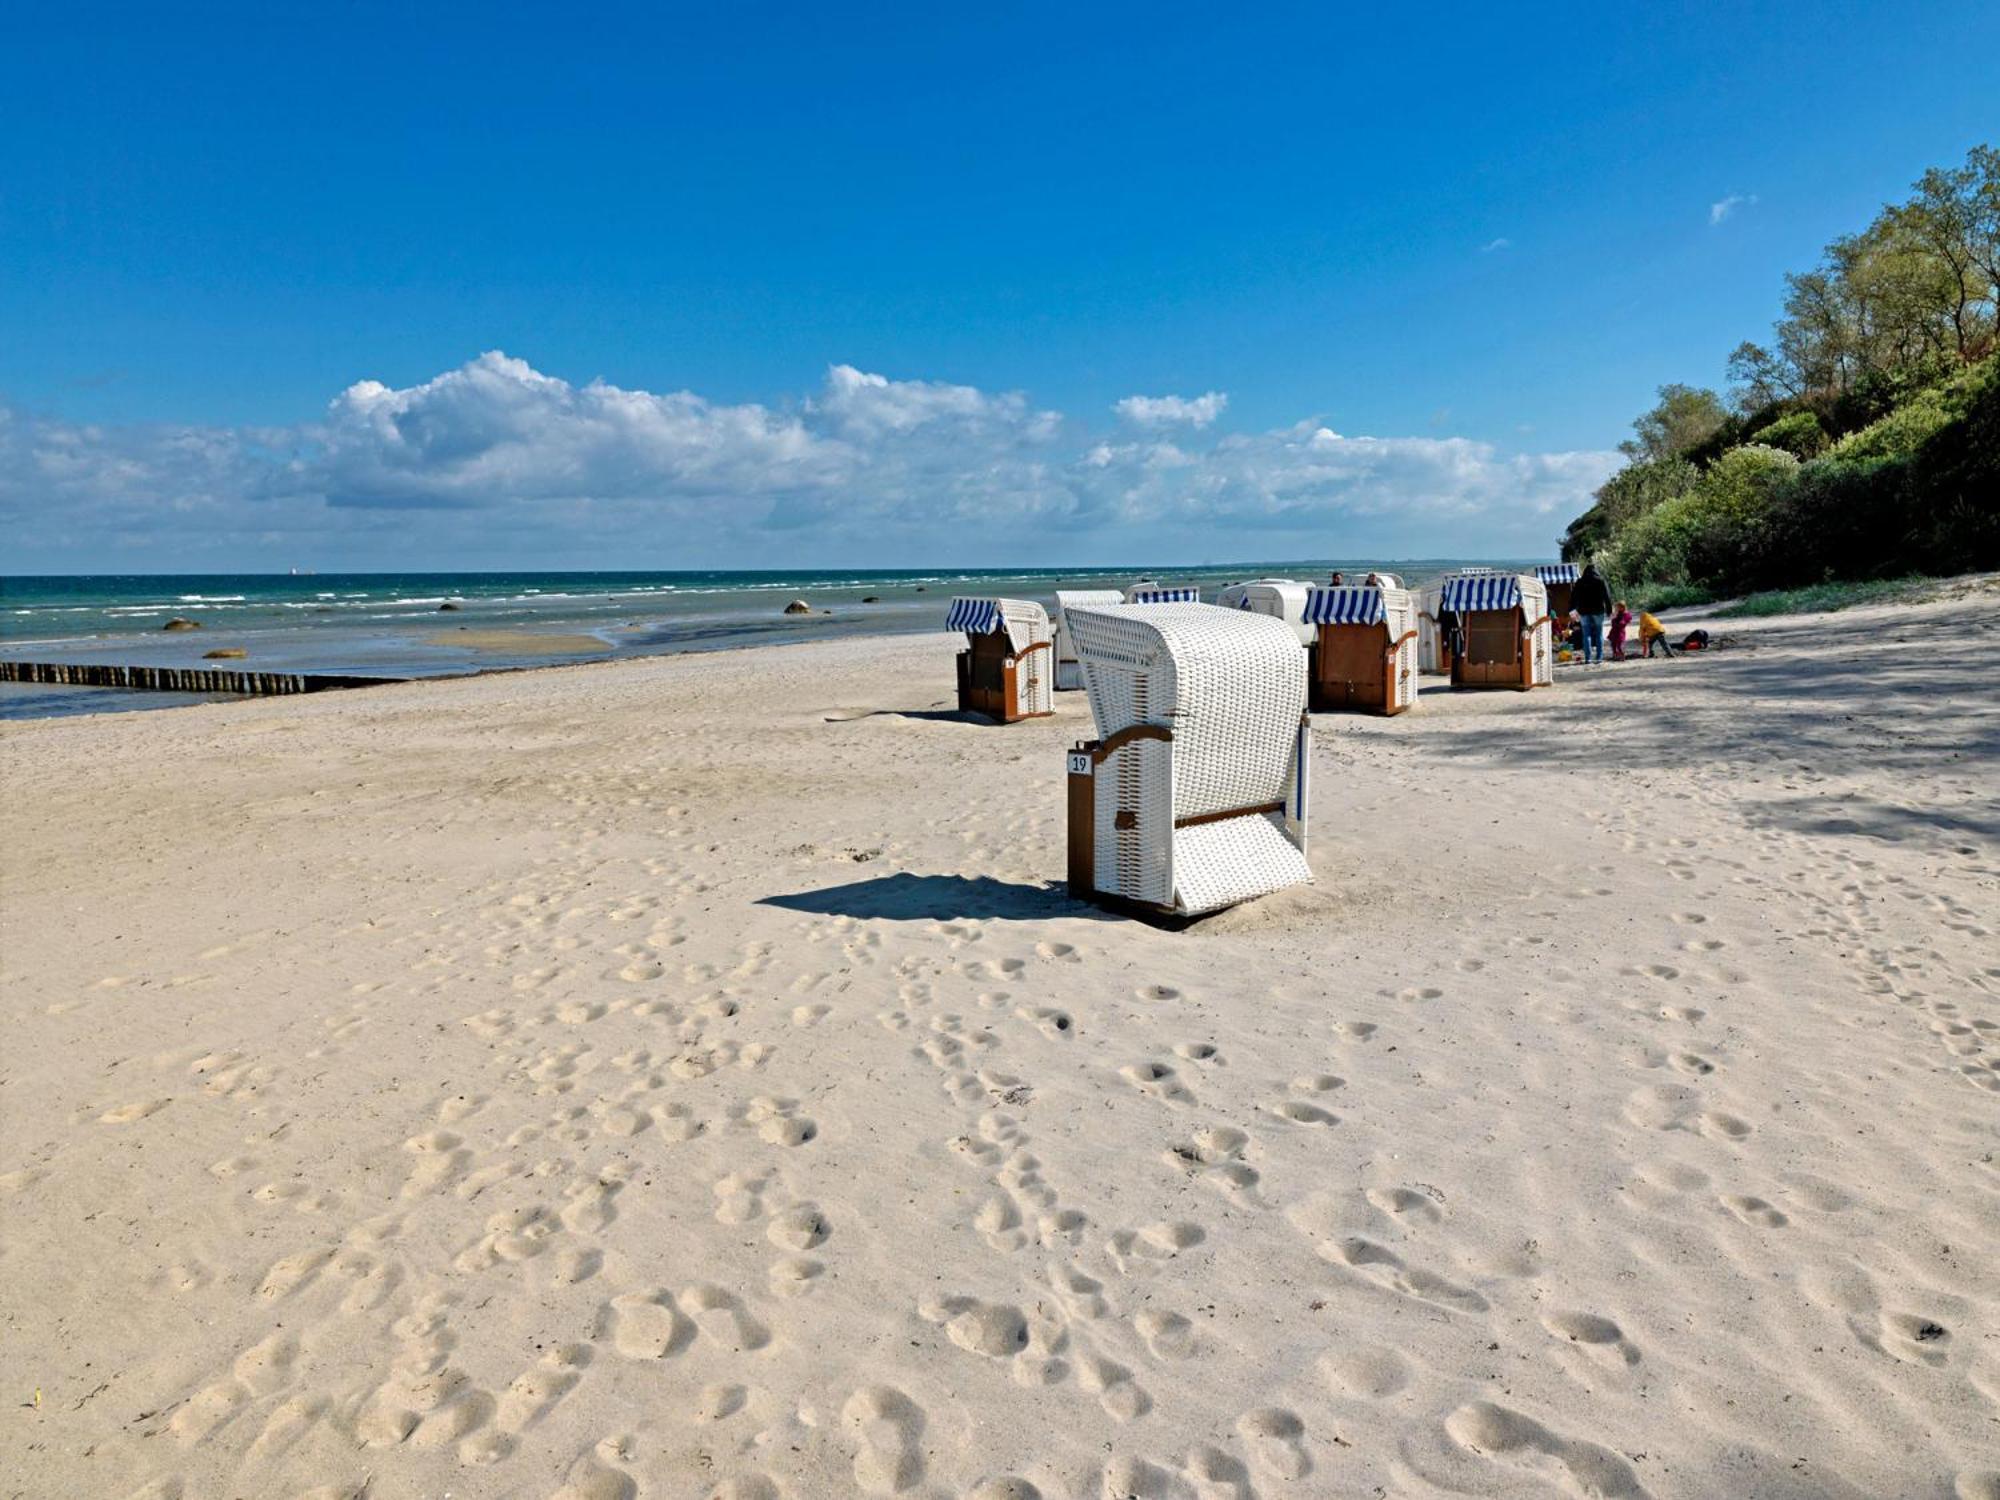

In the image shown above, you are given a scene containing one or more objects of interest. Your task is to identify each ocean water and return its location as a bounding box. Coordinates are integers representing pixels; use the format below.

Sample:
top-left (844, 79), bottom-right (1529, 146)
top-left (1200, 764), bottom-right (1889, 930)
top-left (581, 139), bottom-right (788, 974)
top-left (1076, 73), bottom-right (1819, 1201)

top-left (1, 562), bottom-right (1535, 719)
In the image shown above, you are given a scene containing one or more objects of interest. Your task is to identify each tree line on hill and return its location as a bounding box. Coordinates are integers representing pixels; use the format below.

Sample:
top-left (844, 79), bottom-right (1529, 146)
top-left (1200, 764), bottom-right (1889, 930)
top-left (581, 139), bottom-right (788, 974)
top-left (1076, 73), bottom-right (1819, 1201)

top-left (1562, 145), bottom-right (1999, 601)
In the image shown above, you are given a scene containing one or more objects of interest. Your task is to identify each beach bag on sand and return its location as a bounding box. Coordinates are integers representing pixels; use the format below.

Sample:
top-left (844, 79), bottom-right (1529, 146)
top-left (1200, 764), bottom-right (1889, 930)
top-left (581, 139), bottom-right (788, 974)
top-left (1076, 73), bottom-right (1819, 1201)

top-left (1680, 630), bottom-right (1710, 651)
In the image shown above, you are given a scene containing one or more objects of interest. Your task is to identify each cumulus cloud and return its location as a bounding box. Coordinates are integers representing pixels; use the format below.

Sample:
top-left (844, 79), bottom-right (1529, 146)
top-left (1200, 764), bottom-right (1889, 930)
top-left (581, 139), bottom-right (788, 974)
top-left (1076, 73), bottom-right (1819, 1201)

top-left (1113, 392), bottom-right (1228, 428)
top-left (1709, 193), bottom-right (1757, 225)
top-left (1, 353), bottom-right (1621, 568)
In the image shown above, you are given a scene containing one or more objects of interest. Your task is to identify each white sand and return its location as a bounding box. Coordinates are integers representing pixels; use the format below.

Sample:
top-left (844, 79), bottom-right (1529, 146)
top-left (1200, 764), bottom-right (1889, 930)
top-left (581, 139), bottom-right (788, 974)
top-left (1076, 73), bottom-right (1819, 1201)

top-left (2, 595), bottom-right (1996, 1500)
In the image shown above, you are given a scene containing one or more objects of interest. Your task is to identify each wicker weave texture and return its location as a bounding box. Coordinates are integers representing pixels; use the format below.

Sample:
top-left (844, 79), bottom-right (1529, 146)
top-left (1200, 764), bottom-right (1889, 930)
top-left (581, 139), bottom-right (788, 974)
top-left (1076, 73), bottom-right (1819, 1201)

top-left (1067, 603), bottom-right (1310, 914)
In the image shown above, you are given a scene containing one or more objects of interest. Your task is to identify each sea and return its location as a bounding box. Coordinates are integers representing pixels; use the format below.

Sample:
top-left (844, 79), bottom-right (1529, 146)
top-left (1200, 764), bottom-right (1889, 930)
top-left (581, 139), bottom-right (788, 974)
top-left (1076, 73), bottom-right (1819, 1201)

top-left (1, 562), bottom-right (1538, 719)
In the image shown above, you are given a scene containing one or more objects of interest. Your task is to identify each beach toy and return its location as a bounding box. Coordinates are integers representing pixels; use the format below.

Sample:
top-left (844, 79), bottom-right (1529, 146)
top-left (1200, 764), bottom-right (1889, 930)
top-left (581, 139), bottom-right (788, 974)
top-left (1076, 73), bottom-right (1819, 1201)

top-left (1052, 589), bottom-right (1125, 691)
top-left (1302, 583), bottom-right (1419, 715)
top-left (946, 597), bottom-right (1053, 723)
top-left (1214, 579), bottom-right (1314, 646)
top-left (1063, 603), bottom-right (1310, 916)
top-left (1440, 571), bottom-right (1553, 691)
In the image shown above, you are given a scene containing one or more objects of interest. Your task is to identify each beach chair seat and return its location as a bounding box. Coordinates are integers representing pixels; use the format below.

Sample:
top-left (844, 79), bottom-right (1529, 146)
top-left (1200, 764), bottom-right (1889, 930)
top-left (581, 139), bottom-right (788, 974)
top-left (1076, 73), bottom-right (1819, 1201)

top-left (1064, 604), bottom-right (1310, 916)
top-left (1123, 582), bottom-right (1201, 604)
top-left (947, 597), bottom-right (1053, 722)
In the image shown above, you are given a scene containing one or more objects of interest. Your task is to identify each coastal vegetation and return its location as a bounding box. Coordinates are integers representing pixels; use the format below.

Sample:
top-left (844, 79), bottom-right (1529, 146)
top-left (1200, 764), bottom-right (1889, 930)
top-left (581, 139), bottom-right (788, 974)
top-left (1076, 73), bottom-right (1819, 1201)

top-left (1564, 146), bottom-right (2000, 599)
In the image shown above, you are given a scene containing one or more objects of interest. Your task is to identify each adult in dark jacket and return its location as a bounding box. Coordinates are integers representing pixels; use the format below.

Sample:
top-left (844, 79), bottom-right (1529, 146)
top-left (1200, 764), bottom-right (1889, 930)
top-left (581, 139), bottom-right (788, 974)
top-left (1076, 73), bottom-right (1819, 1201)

top-left (1570, 564), bottom-right (1613, 664)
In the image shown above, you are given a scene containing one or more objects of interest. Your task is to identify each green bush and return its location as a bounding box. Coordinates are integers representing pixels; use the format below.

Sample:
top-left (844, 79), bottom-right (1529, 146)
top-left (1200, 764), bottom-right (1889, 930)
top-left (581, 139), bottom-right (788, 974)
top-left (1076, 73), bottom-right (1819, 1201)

top-left (1829, 356), bottom-right (1993, 461)
top-left (1632, 582), bottom-right (1716, 611)
top-left (1607, 444), bottom-right (1799, 590)
top-left (1746, 409), bottom-right (1828, 458)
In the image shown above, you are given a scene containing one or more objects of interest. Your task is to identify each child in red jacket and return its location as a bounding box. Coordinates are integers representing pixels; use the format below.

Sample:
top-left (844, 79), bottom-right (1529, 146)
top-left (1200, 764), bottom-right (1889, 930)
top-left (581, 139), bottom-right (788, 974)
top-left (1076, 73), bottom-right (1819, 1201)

top-left (1608, 601), bottom-right (1633, 660)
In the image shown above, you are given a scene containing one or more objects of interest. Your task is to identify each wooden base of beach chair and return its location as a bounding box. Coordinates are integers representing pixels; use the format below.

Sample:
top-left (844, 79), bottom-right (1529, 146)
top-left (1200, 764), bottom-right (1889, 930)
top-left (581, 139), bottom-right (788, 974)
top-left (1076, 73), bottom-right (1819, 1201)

top-left (1065, 739), bottom-right (1175, 915)
top-left (1310, 624), bottom-right (1413, 715)
top-left (956, 635), bottom-right (1054, 723)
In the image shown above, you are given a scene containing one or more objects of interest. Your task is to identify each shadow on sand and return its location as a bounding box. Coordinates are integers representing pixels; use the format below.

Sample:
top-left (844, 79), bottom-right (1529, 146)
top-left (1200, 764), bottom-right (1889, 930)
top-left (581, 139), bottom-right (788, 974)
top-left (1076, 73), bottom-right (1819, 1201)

top-left (759, 872), bottom-right (1075, 922)
top-left (822, 707), bottom-right (992, 724)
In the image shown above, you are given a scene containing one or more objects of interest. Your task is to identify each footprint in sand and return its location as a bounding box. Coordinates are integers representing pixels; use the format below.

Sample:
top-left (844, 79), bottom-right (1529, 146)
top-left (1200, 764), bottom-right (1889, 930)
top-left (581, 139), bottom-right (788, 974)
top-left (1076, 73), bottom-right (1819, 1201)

top-left (1320, 1344), bottom-right (1411, 1398)
top-left (1541, 1309), bottom-right (1640, 1366)
top-left (99, 1098), bottom-right (171, 1124)
top-left (1120, 1060), bottom-right (1195, 1104)
top-left (604, 1290), bottom-right (691, 1359)
top-left (1017, 1005), bottom-right (1074, 1039)
top-left (1326, 1236), bottom-right (1487, 1313)
top-left (1076, 1350), bottom-right (1150, 1420)
top-left (1445, 1401), bottom-right (1651, 1498)
top-left (1134, 1307), bottom-right (1197, 1360)
top-left (919, 1295), bottom-right (1032, 1358)
top-left (843, 1386), bottom-right (926, 1494)
top-left (1238, 1407), bottom-right (1311, 1480)
top-left (1719, 1194), bottom-right (1788, 1228)
top-left (1106, 1221), bottom-right (1205, 1276)
top-left (1366, 1185), bottom-right (1443, 1224)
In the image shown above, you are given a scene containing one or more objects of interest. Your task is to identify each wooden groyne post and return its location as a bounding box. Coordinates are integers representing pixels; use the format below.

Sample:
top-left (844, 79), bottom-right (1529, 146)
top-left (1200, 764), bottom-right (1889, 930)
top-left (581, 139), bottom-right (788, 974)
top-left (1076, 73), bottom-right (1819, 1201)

top-left (0, 662), bottom-right (406, 696)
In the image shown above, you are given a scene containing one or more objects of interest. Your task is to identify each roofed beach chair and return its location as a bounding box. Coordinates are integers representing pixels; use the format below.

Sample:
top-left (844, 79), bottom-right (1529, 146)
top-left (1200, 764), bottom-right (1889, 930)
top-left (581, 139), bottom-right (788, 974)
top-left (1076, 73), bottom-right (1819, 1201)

top-left (1124, 581), bottom-right (1202, 604)
top-left (1535, 563), bottom-right (1580, 621)
top-left (1214, 579), bottom-right (1314, 645)
top-left (1063, 604), bottom-right (1311, 916)
top-left (1440, 572), bottom-right (1552, 691)
top-left (1417, 583), bottom-right (1451, 676)
top-left (1053, 589), bottom-right (1125, 691)
top-left (1303, 582), bottom-right (1419, 715)
top-left (947, 597), bottom-right (1054, 722)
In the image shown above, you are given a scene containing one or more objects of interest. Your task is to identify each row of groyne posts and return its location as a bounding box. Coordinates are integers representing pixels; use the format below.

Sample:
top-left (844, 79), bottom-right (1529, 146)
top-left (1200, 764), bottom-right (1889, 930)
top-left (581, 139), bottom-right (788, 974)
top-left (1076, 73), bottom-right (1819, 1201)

top-left (0, 661), bottom-right (406, 696)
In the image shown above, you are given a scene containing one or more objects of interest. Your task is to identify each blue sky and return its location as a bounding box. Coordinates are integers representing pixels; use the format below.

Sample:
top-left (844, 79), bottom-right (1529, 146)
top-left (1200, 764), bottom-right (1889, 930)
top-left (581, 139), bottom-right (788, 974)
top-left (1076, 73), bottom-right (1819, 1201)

top-left (3, 0), bottom-right (1995, 572)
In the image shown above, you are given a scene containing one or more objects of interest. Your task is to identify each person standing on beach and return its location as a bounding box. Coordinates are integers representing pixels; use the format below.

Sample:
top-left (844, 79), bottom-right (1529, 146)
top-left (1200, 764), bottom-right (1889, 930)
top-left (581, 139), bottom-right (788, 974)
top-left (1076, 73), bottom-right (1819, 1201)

top-left (1570, 563), bottom-right (1612, 665)
top-left (1608, 600), bottom-right (1633, 660)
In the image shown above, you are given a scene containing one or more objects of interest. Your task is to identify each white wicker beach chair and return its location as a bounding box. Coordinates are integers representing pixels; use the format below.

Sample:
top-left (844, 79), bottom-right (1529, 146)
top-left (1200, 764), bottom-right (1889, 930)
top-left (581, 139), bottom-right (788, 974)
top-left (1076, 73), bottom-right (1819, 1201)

top-left (1302, 584), bottom-right (1418, 714)
top-left (1438, 573), bottom-right (1552, 690)
top-left (947, 597), bottom-right (1053, 722)
top-left (1053, 589), bottom-right (1125, 691)
top-left (1064, 604), bottom-right (1310, 916)
top-left (1417, 584), bottom-right (1447, 674)
top-left (1214, 579), bottom-right (1314, 645)
top-left (1124, 581), bottom-right (1201, 604)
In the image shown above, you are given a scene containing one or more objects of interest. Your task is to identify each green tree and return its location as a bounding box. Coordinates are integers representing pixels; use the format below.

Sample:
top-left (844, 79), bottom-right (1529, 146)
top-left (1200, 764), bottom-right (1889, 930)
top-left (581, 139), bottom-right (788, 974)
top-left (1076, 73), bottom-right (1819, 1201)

top-left (1619, 384), bottom-right (1728, 462)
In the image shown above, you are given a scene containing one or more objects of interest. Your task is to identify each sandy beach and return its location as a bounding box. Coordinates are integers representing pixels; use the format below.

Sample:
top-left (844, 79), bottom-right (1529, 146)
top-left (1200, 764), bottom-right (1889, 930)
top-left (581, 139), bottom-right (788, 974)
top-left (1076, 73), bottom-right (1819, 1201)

top-left (2, 594), bottom-right (1995, 1500)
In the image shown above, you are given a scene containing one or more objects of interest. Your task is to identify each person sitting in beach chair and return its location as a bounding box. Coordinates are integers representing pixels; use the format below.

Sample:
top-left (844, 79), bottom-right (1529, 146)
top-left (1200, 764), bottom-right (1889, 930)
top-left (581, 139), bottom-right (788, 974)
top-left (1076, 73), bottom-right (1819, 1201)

top-left (1639, 611), bottom-right (1676, 658)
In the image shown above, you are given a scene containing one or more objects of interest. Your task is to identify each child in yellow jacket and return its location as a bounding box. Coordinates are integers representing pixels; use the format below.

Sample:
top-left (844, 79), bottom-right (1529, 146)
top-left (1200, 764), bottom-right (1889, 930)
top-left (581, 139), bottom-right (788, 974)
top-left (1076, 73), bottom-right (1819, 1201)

top-left (1639, 611), bottom-right (1676, 658)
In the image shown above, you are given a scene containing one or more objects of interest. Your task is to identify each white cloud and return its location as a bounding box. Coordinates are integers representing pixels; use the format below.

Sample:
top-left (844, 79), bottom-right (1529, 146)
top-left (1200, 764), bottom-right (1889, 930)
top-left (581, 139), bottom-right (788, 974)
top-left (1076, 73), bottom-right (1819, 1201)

top-left (1709, 193), bottom-right (1757, 225)
top-left (1113, 391), bottom-right (1229, 428)
top-left (0, 354), bottom-right (1621, 568)
top-left (1480, 237), bottom-right (1512, 254)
